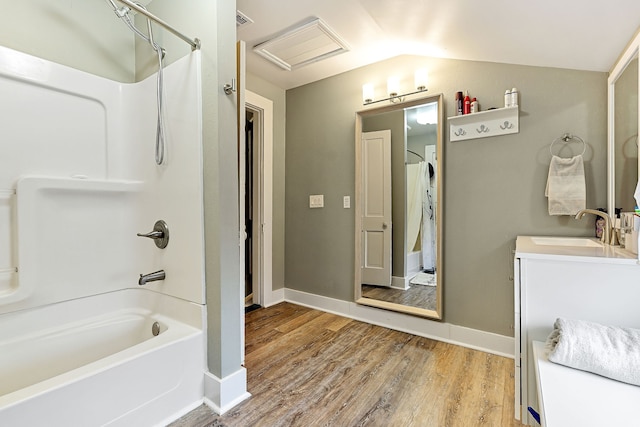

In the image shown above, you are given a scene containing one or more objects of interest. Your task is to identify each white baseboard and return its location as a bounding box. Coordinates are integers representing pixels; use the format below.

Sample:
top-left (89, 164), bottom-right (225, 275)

top-left (284, 287), bottom-right (352, 315)
top-left (283, 288), bottom-right (514, 358)
top-left (203, 368), bottom-right (251, 415)
top-left (391, 275), bottom-right (410, 290)
top-left (263, 286), bottom-right (285, 308)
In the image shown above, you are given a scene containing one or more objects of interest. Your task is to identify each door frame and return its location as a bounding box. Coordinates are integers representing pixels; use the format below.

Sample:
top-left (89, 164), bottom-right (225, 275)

top-left (244, 90), bottom-right (274, 307)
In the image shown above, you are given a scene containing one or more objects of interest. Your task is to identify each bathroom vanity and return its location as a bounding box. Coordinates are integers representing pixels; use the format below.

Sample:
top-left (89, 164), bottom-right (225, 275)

top-left (514, 236), bottom-right (640, 425)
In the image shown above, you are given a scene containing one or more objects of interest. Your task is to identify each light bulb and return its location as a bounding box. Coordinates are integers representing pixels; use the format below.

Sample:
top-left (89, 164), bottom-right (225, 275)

top-left (387, 76), bottom-right (400, 97)
top-left (362, 83), bottom-right (374, 104)
top-left (415, 69), bottom-right (428, 91)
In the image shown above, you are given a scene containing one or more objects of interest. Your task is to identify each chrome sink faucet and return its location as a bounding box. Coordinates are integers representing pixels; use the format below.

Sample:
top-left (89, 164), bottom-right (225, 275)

top-left (139, 270), bottom-right (165, 286)
top-left (575, 209), bottom-right (611, 244)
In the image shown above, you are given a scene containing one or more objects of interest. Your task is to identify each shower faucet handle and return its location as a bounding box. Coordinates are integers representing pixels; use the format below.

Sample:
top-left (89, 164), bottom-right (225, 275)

top-left (137, 220), bottom-right (169, 249)
top-left (137, 230), bottom-right (164, 239)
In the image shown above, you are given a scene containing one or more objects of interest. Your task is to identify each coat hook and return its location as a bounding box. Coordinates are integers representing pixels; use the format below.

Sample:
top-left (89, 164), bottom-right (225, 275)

top-left (223, 78), bottom-right (236, 95)
top-left (500, 121), bottom-right (513, 130)
top-left (476, 124), bottom-right (489, 133)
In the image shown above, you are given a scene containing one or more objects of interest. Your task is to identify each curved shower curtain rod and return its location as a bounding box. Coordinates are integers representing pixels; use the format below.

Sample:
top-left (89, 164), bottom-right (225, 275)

top-left (113, 0), bottom-right (201, 50)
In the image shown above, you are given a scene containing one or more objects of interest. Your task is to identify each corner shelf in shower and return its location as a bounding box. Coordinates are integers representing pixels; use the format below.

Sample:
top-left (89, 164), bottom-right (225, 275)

top-left (448, 106), bottom-right (519, 142)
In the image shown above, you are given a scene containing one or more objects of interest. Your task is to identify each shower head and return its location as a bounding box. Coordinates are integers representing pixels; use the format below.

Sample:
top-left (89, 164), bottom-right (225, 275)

top-left (104, 0), bottom-right (168, 166)
top-left (104, 0), bottom-right (131, 18)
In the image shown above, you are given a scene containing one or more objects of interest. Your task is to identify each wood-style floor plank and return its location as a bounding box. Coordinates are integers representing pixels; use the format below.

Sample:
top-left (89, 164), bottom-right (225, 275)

top-left (170, 302), bottom-right (524, 427)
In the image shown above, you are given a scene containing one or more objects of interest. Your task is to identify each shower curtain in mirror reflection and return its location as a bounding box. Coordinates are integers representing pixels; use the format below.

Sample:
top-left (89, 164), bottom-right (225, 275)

top-left (407, 162), bottom-right (436, 271)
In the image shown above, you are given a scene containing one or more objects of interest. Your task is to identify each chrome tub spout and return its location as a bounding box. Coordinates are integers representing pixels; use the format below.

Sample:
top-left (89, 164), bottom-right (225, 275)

top-left (139, 270), bottom-right (165, 286)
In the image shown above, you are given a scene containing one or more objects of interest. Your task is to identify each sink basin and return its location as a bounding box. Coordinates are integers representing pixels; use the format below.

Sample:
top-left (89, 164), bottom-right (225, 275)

top-left (530, 237), bottom-right (602, 247)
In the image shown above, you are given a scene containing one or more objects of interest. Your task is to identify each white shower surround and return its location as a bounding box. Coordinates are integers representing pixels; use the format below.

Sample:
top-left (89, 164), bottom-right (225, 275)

top-left (0, 45), bottom-right (206, 424)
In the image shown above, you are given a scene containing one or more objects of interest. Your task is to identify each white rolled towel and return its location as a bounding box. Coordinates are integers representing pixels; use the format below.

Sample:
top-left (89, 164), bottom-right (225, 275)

top-left (546, 318), bottom-right (640, 386)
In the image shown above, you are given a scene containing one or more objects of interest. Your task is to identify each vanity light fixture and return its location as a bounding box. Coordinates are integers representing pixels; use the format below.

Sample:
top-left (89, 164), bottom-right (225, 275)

top-left (362, 69), bottom-right (429, 105)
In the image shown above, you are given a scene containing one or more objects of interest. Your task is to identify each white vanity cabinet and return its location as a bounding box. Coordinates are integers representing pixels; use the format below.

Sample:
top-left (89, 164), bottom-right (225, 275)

top-left (514, 236), bottom-right (640, 426)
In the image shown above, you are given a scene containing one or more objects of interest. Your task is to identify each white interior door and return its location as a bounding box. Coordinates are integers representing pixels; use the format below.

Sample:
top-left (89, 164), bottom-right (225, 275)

top-left (361, 130), bottom-right (392, 286)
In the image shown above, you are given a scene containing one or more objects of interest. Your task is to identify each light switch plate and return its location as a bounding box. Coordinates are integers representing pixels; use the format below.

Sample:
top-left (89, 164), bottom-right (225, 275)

top-left (343, 196), bottom-right (350, 208)
top-left (310, 194), bottom-right (324, 208)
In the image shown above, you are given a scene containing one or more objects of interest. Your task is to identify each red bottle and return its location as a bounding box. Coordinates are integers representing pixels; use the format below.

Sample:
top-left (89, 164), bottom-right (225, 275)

top-left (463, 91), bottom-right (471, 115)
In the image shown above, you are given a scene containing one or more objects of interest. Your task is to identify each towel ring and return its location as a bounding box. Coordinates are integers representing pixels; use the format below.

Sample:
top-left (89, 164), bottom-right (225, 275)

top-left (550, 133), bottom-right (586, 157)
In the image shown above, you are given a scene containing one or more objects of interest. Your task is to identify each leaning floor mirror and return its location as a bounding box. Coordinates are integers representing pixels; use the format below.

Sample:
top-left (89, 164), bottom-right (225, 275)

top-left (354, 93), bottom-right (444, 319)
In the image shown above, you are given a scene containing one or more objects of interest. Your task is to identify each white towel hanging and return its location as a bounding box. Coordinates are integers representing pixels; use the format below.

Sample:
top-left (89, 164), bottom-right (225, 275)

top-left (545, 154), bottom-right (586, 215)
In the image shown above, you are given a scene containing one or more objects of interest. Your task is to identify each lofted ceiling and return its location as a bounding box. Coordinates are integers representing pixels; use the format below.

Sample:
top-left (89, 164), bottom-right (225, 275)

top-left (236, 0), bottom-right (640, 90)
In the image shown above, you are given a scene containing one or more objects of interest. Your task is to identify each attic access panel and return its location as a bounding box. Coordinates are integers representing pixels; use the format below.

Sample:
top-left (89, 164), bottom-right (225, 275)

top-left (253, 18), bottom-right (350, 71)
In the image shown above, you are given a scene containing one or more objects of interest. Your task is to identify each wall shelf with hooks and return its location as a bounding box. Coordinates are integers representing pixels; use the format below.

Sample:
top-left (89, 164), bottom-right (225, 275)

top-left (448, 106), bottom-right (519, 142)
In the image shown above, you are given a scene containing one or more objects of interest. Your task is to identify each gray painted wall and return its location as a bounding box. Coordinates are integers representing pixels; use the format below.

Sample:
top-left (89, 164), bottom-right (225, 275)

top-left (286, 55), bottom-right (607, 336)
top-left (408, 130), bottom-right (438, 163)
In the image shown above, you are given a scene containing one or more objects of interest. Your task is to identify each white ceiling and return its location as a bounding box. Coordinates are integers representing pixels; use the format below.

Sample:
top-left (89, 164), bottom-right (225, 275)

top-left (236, 0), bottom-right (640, 90)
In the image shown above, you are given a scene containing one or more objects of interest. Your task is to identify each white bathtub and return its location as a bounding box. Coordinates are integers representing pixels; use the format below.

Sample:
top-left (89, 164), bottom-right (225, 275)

top-left (0, 289), bottom-right (205, 426)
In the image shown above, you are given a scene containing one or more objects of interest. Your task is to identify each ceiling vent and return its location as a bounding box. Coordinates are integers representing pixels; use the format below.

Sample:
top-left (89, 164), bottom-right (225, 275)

top-left (253, 18), bottom-right (350, 71)
top-left (236, 10), bottom-right (253, 27)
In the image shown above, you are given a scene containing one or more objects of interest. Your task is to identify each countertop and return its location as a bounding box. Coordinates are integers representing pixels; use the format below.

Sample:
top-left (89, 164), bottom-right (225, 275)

top-left (515, 236), bottom-right (639, 265)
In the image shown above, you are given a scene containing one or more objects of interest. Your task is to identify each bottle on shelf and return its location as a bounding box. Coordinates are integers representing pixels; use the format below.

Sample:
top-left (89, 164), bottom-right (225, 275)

top-left (456, 91), bottom-right (463, 116)
top-left (504, 89), bottom-right (512, 108)
top-left (463, 91), bottom-right (471, 115)
top-left (510, 87), bottom-right (518, 107)
top-left (470, 97), bottom-right (479, 113)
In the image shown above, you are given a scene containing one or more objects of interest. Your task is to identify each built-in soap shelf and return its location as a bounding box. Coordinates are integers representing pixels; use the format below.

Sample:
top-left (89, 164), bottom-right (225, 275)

top-left (0, 189), bottom-right (16, 290)
top-left (448, 106), bottom-right (519, 142)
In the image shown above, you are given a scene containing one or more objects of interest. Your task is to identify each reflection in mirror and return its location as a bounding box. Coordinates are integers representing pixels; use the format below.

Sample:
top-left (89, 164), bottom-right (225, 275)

top-left (614, 55), bottom-right (638, 212)
top-left (355, 94), bottom-right (443, 319)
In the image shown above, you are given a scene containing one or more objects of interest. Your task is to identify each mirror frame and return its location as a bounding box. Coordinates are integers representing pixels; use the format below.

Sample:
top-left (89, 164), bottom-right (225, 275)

top-left (354, 93), bottom-right (444, 320)
top-left (608, 29), bottom-right (640, 231)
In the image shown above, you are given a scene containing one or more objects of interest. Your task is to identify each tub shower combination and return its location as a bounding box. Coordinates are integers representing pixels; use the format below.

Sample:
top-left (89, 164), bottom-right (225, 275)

top-left (0, 290), bottom-right (204, 426)
top-left (0, 7), bottom-right (206, 425)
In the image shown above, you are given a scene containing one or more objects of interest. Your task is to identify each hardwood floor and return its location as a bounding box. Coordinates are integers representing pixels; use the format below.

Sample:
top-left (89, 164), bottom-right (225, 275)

top-left (170, 302), bottom-right (524, 427)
